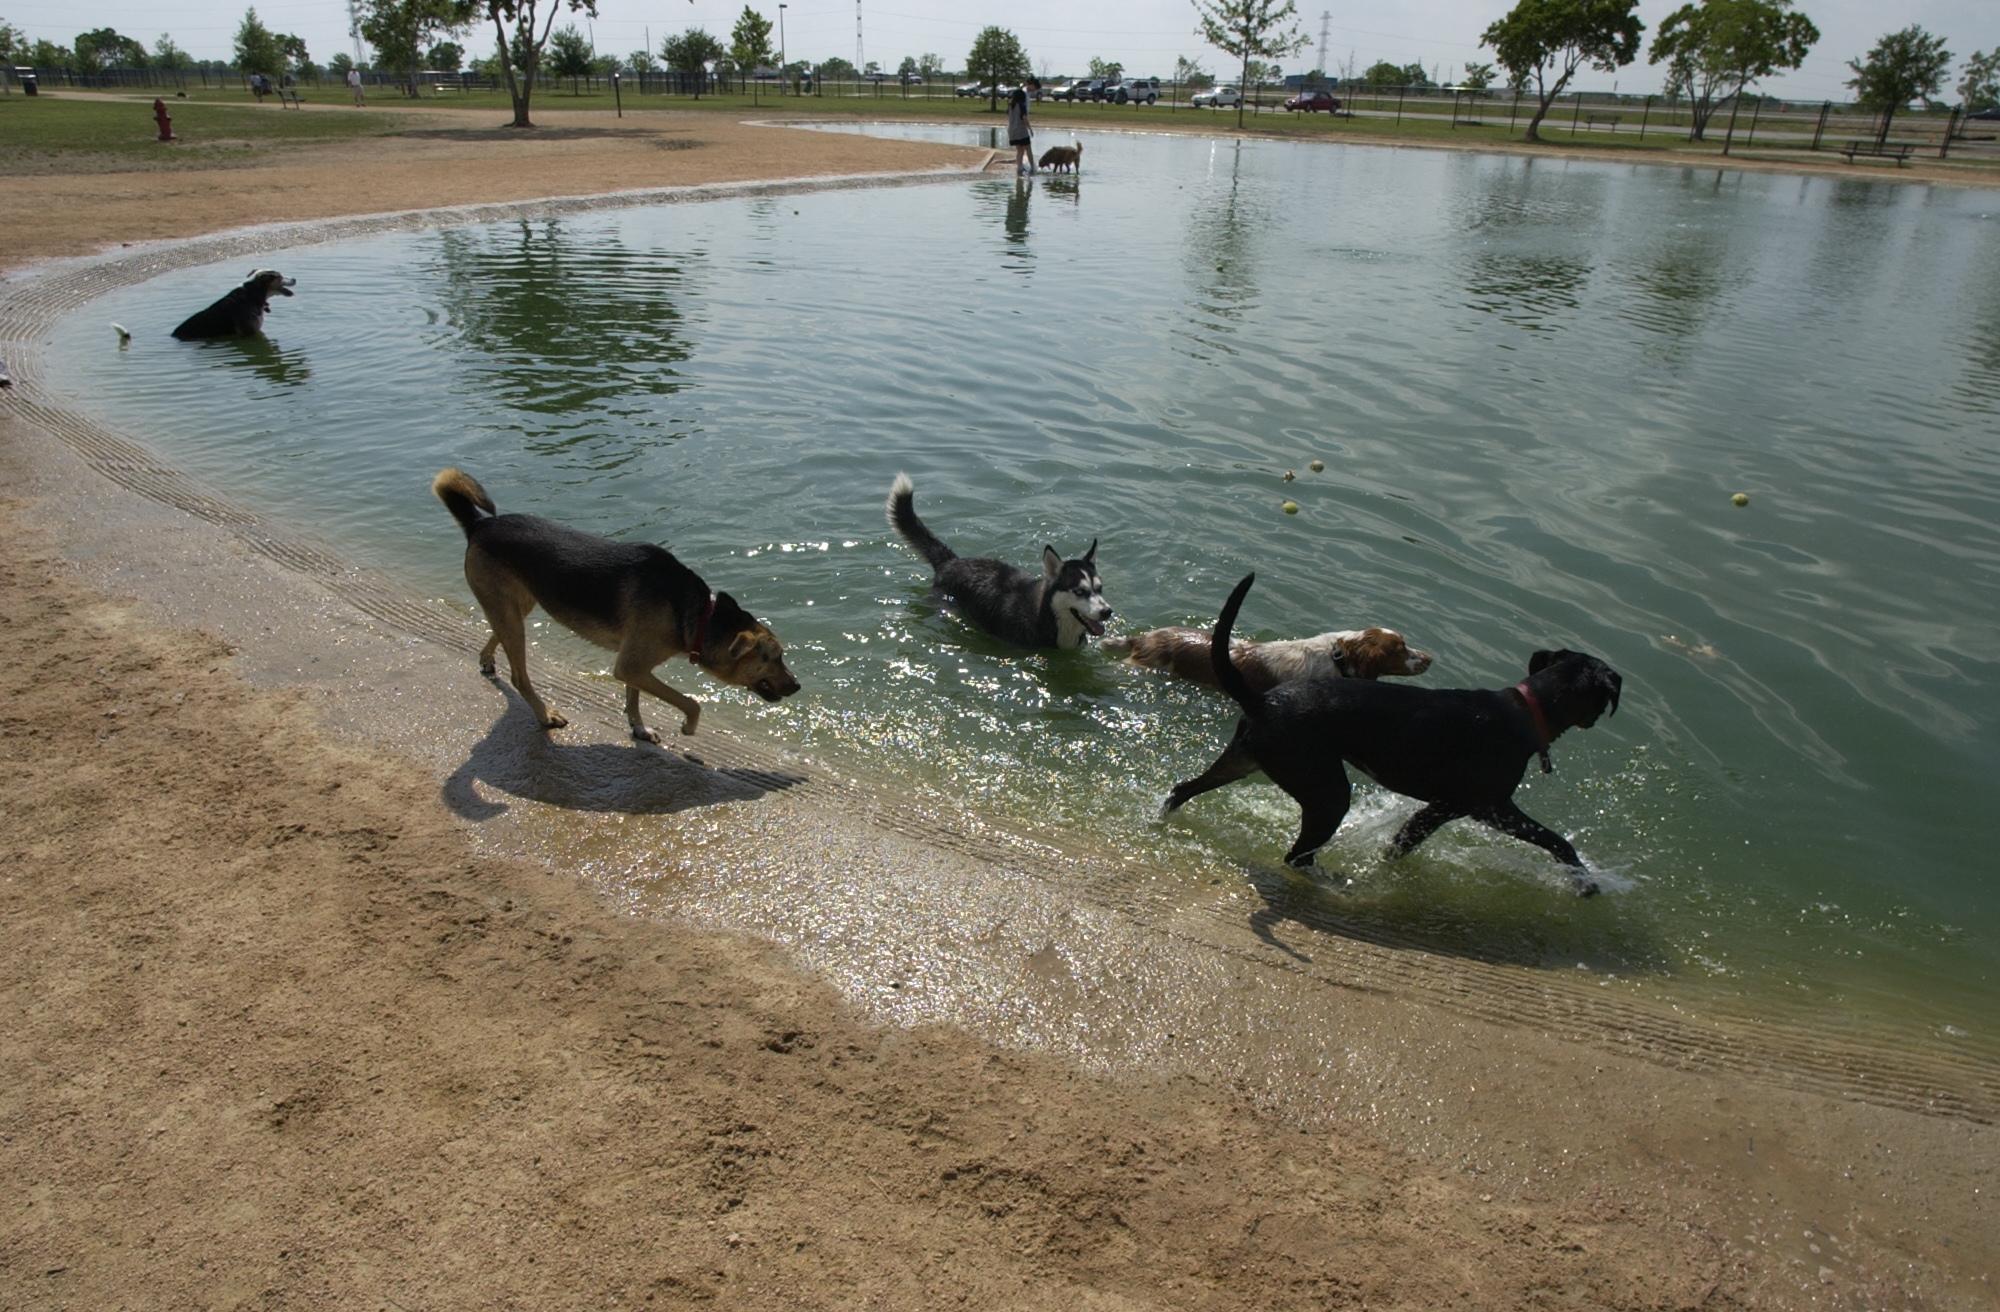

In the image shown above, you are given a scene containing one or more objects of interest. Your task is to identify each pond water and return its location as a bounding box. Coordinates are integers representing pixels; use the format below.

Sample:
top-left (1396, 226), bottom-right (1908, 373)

top-left (48, 124), bottom-right (2000, 1052)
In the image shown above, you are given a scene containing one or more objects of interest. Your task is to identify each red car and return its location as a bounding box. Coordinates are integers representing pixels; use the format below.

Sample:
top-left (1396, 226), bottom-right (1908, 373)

top-left (1284, 90), bottom-right (1342, 114)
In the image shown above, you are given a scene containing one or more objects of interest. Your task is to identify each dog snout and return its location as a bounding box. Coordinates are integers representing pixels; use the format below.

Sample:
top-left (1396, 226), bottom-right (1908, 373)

top-left (1407, 648), bottom-right (1434, 674)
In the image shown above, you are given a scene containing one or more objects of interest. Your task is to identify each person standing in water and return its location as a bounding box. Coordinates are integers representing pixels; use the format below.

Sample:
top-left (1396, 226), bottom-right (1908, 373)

top-left (1008, 78), bottom-right (1041, 175)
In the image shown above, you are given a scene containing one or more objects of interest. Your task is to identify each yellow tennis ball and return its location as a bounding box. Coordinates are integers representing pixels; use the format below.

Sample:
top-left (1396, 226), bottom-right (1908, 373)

top-left (1282, 500), bottom-right (1299, 515)
top-left (1731, 492), bottom-right (1749, 507)
top-left (1309, 459), bottom-right (1325, 472)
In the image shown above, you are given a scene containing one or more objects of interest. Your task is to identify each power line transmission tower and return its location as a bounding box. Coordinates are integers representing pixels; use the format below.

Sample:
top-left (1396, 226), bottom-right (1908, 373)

top-left (348, 0), bottom-right (364, 65)
top-left (1317, 10), bottom-right (1330, 80)
top-left (855, 0), bottom-right (862, 71)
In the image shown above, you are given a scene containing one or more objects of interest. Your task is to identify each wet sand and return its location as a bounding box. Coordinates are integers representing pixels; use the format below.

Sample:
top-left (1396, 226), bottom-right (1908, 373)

top-left (2, 108), bottom-right (1996, 1309)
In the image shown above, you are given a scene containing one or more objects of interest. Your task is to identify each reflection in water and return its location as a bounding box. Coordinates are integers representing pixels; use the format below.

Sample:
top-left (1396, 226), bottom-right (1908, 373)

top-left (1004, 176), bottom-right (1031, 248)
top-left (1619, 227), bottom-right (1729, 342)
top-left (426, 219), bottom-right (695, 416)
top-left (1457, 161), bottom-right (1603, 331)
top-left (197, 335), bottom-right (313, 389)
top-left (1463, 252), bottom-right (1590, 329)
top-left (1182, 139), bottom-right (1260, 330)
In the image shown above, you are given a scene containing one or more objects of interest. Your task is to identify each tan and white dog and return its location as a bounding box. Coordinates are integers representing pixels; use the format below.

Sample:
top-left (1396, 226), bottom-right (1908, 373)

top-left (1107, 622), bottom-right (1431, 694)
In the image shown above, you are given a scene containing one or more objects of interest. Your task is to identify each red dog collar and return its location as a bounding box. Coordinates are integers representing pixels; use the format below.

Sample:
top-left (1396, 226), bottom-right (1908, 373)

top-left (689, 594), bottom-right (716, 663)
top-left (1515, 682), bottom-right (1555, 774)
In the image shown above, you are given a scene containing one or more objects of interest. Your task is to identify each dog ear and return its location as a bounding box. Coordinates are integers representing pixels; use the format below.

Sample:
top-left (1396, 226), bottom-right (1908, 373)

top-left (1082, 538), bottom-right (1098, 566)
top-left (1601, 668), bottom-right (1622, 716)
top-left (1529, 649), bottom-right (1559, 675)
top-left (1042, 546), bottom-right (1061, 581)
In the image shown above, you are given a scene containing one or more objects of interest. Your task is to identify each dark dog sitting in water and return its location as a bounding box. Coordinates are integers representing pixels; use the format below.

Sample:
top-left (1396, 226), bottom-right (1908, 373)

top-left (170, 269), bottom-right (296, 340)
top-left (1164, 574), bottom-right (1623, 894)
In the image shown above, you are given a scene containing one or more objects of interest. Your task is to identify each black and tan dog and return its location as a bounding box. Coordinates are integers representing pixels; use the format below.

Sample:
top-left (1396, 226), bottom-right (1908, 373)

top-left (1164, 574), bottom-right (1623, 894)
top-left (170, 269), bottom-right (296, 340)
top-left (432, 468), bottom-right (800, 741)
top-left (1036, 141), bottom-right (1083, 173)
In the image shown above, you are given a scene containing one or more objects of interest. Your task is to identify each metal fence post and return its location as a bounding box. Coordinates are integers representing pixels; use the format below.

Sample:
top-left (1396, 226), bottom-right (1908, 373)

top-left (1395, 84), bottom-right (1404, 125)
top-left (1811, 100), bottom-right (1829, 150)
top-left (1941, 108), bottom-right (1958, 159)
top-left (1639, 94), bottom-right (1651, 139)
top-left (1510, 88), bottom-right (1519, 133)
top-left (1745, 96), bottom-right (1763, 147)
top-left (1570, 90), bottom-right (1582, 136)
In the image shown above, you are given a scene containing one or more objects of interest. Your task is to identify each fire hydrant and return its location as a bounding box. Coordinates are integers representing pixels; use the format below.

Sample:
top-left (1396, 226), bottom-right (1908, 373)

top-left (153, 98), bottom-right (175, 143)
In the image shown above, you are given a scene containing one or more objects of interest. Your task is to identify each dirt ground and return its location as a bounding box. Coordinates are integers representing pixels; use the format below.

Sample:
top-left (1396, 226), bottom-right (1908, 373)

top-left (0, 106), bottom-right (1991, 1310)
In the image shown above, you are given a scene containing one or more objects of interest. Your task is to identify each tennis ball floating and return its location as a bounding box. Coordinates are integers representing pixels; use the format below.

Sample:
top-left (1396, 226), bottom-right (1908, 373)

top-left (1309, 459), bottom-right (1325, 472)
top-left (1282, 500), bottom-right (1300, 515)
top-left (1731, 492), bottom-right (1750, 507)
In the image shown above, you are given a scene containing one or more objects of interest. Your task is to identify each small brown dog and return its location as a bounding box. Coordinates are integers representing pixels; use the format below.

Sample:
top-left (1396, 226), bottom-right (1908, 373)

top-left (433, 468), bottom-right (799, 741)
top-left (1107, 623), bottom-right (1431, 694)
top-left (1037, 141), bottom-right (1083, 173)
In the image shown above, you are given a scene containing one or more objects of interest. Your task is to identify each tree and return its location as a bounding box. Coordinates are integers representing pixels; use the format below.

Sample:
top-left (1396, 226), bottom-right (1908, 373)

top-left (1846, 25), bottom-right (1951, 139)
top-left (1174, 54), bottom-right (1210, 88)
top-left (29, 37), bottom-right (71, 70)
top-left (817, 55), bottom-right (856, 81)
top-left (362, 1), bottom-right (475, 96)
top-left (154, 33), bottom-right (194, 73)
top-left (1964, 50), bottom-right (2000, 112)
top-left (234, 8), bottom-right (285, 75)
top-left (965, 26), bottom-right (1028, 112)
top-left (1462, 61), bottom-right (1496, 89)
top-left (74, 28), bottom-right (147, 69)
top-left (918, 52), bottom-right (945, 80)
top-left (1194, 0), bottom-right (1308, 127)
top-left (626, 48), bottom-right (656, 73)
top-left (545, 23), bottom-right (592, 90)
top-left (0, 20), bottom-right (23, 63)
top-left (661, 27), bottom-right (724, 97)
top-left (1649, 0), bottom-right (1818, 142)
top-left (328, 52), bottom-right (356, 78)
top-left (863, 59), bottom-right (880, 78)
top-left (897, 54), bottom-right (917, 80)
top-left (1399, 61), bottom-right (1432, 87)
top-left (1363, 60), bottom-right (1402, 88)
top-left (428, 39), bottom-right (465, 72)
top-left (1088, 56), bottom-right (1124, 79)
top-left (730, 6), bottom-right (773, 73)
top-left (479, 0), bottom-right (599, 128)
top-left (1481, 0), bottom-right (1644, 142)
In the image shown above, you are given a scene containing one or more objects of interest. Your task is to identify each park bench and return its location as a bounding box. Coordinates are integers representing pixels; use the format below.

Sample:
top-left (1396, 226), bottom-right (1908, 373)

top-left (277, 84), bottom-right (303, 109)
top-left (1839, 139), bottom-right (1914, 166)
top-left (1581, 113), bottom-right (1620, 132)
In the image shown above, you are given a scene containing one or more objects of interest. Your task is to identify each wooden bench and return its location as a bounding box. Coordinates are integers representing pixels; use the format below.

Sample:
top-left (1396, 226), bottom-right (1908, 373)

top-left (277, 84), bottom-right (303, 108)
top-left (1839, 139), bottom-right (1914, 165)
top-left (1581, 113), bottom-right (1620, 132)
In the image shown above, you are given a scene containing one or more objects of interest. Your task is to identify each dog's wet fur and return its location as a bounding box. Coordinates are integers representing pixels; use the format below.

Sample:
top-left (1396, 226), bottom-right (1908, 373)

top-left (433, 468), bottom-right (799, 741)
top-left (887, 473), bottom-right (1112, 650)
top-left (171, 269), bottom-right (296, 341)
top-left (1037, 141), bottom-right (1082, 173)
top-left (1164, 574), bottom-right (1622, 894)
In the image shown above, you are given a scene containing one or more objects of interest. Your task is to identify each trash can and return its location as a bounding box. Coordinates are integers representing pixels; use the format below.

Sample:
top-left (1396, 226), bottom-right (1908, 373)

top-left (14, 66), bottom-right (37, 95)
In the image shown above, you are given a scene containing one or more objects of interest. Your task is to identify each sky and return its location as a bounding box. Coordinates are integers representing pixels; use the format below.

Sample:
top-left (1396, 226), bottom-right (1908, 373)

top-left (4, 0), bottom-right (1992, 102)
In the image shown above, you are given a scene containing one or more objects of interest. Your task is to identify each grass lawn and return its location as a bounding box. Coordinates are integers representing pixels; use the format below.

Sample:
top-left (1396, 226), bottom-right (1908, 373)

top-left (0, 93), bottom-right (405, 170)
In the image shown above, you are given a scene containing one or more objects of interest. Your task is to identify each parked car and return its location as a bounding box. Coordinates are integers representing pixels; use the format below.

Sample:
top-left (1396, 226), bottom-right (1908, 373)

top-left (1108, 77), bottom-right (1161, 105)
top-left (1072, 77), bottom-right (1109, 102)
top-left (954, 80), bottom-right (990, 98)
top-left (1047, 79), bottom-right (1087, 101)
top-left (901, 74), bottom-right (924, 85)
top-left (1967, 106), bottom-right (2000, 121)
top-left (1284, 89), bottom-right (1342, 113)
top-left (1191, 84), bottom-right (1240, 109)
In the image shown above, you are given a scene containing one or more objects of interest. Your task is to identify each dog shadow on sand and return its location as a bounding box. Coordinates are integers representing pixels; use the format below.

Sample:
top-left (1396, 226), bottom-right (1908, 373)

top-left (442, 690), bottom-right (806, 823)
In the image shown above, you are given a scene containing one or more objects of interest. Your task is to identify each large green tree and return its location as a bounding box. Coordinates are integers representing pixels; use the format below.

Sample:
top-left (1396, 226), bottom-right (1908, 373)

top-left (363, 0), bottom-right (475, 96)
top-left (965, 26), bottom-right (1028, 113)
top-left (546, 23), bottom-right (592, 91)
top-left (74, 27), bottom-right (147, 69)
top-left (661, 27), bottom-right (724, 98)
top-left (1481, 0), bottom-right (1644, 142)
top-left (1193, 0), bottom-right (1308, 127)
top-left (153, 33), bottom-right (193, 74)
top-left (1462, 61), bottom-right (1496, 89)
top-left (1846, 25), bottom-right (1952, 140)
top-left (1649, 0), bottom-right (1818, 142)
top-left (479, 0), bottom-right (598, 127)
top-left (1963, 49), bottom-right (2000, 113)
top-left (234, 8), bottom-right (285, 75)
top-left (1363, 60), bottom-right (1402, 88)
top-left (0, 20), bottom-right (24, 63)
top-left (729, 6), bottom-right (773, 74)
top-left (428, 39), bottom-right (466, 72)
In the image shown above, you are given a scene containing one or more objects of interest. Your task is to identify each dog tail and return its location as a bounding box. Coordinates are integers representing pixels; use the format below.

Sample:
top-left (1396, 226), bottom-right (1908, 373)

top-left (1212, 573), bottom-right (1262, 715)
top-left (432, 467), bottom-right (497, 537)
top-left (886, 472), bottom-right (954, 573)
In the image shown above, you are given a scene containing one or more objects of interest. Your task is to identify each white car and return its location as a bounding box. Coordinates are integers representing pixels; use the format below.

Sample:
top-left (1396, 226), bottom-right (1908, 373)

top-left (1192, 84), bottom-right (1241, 109)
top-left (1107, 77), bottom-right (1161, 105)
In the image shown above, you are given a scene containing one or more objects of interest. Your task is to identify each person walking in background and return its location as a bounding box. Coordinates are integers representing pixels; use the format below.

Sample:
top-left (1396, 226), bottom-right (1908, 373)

top-left (347, 66), bottom-right (365, 106)
top-left (1008, 77), bottom-right (1041, 175)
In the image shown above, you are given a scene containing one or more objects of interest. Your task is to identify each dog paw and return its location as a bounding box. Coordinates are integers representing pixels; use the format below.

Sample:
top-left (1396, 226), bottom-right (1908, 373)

top-left (679, 712), bottom-right (701, 736)
top-left (542, 712), bottom-right (568, 730)
top-left (479, 661), bottom-right (497, 677)
top-left (631, 725), bottom-right (662, 744)
top-left (1575, 876), bottom-right (1601, 898)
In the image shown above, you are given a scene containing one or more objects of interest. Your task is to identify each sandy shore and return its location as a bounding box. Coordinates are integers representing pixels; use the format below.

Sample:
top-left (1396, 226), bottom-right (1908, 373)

top-left (3, 107), bottom-right (1996, 1310)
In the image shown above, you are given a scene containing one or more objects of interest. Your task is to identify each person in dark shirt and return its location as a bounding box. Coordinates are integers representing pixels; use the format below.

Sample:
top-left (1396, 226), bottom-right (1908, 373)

top-left (1008, 77), bottom-right (1041, 175)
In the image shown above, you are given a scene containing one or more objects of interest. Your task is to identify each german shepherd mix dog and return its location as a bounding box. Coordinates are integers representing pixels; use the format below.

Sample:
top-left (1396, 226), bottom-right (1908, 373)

top-left (1037, 141), bottom-right (1082, 173)
top-left (171, 269), bottom-right (296, 340)
top-left (1165, 575), bottom-right (1623, 894)
top-left (887, 473), bottom-right (1113, 649)
top-left (432, 468), bottom-right (800, 741)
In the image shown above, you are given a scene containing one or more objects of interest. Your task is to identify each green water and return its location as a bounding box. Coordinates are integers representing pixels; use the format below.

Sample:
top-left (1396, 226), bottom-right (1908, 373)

top-left (49, 128), bottom-right (2000, 1047)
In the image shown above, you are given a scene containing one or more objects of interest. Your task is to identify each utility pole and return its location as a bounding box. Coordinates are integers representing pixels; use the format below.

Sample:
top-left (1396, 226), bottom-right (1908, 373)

top-left (855, 0), bottom-right (862, 72)
top-left (778, 4), bottom-right (786, 93)
top-left (1317, 10), bottom-right (1330, 83)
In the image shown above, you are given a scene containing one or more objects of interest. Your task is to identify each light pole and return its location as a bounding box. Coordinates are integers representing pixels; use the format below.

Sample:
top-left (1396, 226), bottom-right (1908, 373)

top-left (778, 4), bottom-right (787, 95)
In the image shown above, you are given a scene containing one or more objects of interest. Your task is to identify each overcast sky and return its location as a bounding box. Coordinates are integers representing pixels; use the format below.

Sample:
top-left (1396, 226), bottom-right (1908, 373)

top-left (6, 0), bottom-right (1992, 101)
